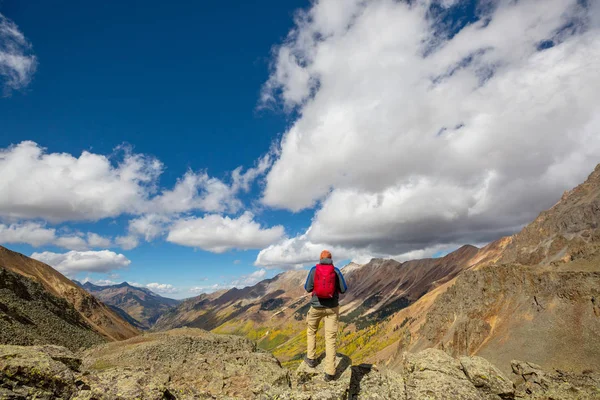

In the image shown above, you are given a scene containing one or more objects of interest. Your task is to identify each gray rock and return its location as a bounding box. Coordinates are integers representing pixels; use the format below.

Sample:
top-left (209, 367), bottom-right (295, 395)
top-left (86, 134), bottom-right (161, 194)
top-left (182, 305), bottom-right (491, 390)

top-left (461, 356), bottom-right (514, 398)
top-left (0, 345), bottom-right (77, 399)
top-left (402, 349), bottom-right (482, 400)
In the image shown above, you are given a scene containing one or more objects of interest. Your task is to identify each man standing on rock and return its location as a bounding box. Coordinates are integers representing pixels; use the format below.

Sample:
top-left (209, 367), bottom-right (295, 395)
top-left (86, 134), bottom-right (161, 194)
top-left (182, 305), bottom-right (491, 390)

top-left (303, 250), bottom-right (348, 381)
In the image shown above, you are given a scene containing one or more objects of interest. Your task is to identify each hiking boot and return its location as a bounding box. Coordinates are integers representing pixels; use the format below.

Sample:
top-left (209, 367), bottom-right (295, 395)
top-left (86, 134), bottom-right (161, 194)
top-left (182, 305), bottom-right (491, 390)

top-left (304, 356), bottom-right (318, 368)
top-left (324, 373), bottom-right (335, 382)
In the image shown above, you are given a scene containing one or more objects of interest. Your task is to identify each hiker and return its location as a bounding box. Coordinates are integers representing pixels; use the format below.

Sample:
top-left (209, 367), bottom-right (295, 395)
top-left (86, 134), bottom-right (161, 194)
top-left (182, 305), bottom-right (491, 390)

top-left (303, 250), bottom-right (348, 381)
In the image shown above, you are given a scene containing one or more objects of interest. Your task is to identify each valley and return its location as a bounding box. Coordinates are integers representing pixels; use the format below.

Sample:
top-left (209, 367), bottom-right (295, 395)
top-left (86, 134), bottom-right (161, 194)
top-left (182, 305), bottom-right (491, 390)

top-left (1, 164), bottom-right (600, 398)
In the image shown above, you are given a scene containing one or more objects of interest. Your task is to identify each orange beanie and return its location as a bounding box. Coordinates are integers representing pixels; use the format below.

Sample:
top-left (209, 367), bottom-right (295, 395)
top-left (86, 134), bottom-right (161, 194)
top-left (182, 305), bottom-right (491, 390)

top-left (320, 250), bottom-right (332, 260)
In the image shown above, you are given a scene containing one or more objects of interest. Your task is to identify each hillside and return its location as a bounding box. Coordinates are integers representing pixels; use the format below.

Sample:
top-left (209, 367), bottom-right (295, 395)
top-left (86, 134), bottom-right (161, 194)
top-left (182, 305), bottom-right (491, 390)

top-left (381, 165), bottom-right (600, 374)
top-left (153, 243), bottom-right (490, 366)
top-left (0, 246), bottom-right (139, 341)
top-left (75, 281), bottom-right (180, 329)
top-left (153, 164), bottom-right (600, 375)
top-left (0, 267), bottom-right (105, 351)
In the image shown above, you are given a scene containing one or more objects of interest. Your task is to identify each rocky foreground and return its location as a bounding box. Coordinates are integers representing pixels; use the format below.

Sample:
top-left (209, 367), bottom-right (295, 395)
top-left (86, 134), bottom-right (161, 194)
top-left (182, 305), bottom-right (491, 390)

top-left (0, 328), bottom-right (598, 400)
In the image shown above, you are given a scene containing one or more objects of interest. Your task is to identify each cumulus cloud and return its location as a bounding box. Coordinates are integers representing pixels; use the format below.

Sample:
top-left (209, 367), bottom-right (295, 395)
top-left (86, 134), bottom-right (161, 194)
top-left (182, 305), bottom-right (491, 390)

top-left (166, 212), bottom-right (285, 253)
top-left (0, 221), bottom-right (114, 251)
top-left (231, 154), bottom-right (273, 193)
top-left (258, 0), bottom-right (600, 265)
top-left (0, 141), bottom-right (163, 222)
top-left (255, 230), bottom-right (464, 268)
top-left (147, 171), bottom-right (241, 215)
top-left (188, 270), bottom-right (267, 293)
top-left (31, 250), bottom-right (131, 277)
top-left (0, 222), bottom-right (56, 247)
top-left (0, 13), bottom-right (37, 94)
top-left (87, 233), bottom-right (112, 248)
top-left (53, 235), bottom-right (89, 251)
top-left (143, 282), bottom-right (178, 295)
top-left (230, 268), bottom-right (267, 287)
top-left (0, 141), bottom-right (270, 224)
top-left (189, 283), bottom-right (233, 294)
top-left (114, 235), bottom-right (139, 250)
top-left (127, 214), bottom-right (171, 242)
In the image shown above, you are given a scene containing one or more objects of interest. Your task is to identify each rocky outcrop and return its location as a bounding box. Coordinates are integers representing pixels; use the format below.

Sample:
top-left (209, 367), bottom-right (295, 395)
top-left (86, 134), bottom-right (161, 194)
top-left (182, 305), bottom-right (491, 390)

top-left (268, 348), bottom-right (599, 400)
top-left (1, 333), bottom-right (598, 399)
top-left (511, 360), bottom-right (600, 400)
top-left (500, 164), bottom-right (600, 266)
top-left (0, 345), bottom-right (81, 399)
top-left (411, 263), bottom-right (600, 374)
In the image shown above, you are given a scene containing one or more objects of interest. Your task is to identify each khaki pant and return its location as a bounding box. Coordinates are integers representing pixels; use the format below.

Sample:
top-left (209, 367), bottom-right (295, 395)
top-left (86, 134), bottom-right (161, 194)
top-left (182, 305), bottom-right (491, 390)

top-left (306, 306), bottom-right (339, 376)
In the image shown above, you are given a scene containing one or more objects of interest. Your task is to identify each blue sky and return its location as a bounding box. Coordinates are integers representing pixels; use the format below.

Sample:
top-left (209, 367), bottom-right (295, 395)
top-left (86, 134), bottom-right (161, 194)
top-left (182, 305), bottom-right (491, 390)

top-left (0, 0), bottom-right (311, 295)
top-left (1, 0), bottom-right (599, 298)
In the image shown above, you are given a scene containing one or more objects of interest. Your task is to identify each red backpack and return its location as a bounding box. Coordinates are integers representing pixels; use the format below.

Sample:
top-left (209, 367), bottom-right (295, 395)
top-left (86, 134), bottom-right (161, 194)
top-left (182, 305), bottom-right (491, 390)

top-left (313, 264), bottom-right (337, 298)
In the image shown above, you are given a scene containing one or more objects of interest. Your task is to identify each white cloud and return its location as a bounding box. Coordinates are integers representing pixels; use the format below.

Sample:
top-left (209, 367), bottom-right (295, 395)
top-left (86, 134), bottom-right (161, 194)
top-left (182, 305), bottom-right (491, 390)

top-left (189, 283), bottom-right (232, 294)
top-left (127, 214), bottom-right (171, 241)
top-left (115, 235), bottom-right (139, 250)
top-left (0, 141), bottom-right (265, 224)
top-left (31, 250), bottom-right (131, 277)
top-left (230, 268), bottom-right (267, 287)
top-left (258, 0), bottom-right (600, 263)
top-left (231, 154), bottom-right (273, 193)
top-left (81, 278), bottom-right (118, 286)
top-left (143, 282), bottom-right (178, 294)
top-left (86, 233), bottom-right (112, 248)
top-left (0, 222), bottom-right (56, 247)
top-left (0, 141), bottom-right (162, 222)
top-left (0, 221), bottom-right (115, 251)
top-left (166, 212), bottom-right (285, 253)
top-left (53, 235), bottom-right (88, 251)
top-left (147, 171), bottom-right (241, 215)
top-left (78, 278), bottom-right (179, 295)
top-left (187, 269), bottom-right (268, 294)
top-left (255, 231), bottom-right (472, 269)
top-left (0, 13), bottom-right (37, 94)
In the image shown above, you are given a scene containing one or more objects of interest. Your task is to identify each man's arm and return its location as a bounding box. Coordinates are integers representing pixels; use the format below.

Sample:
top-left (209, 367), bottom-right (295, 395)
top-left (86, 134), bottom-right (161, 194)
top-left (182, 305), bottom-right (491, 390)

top-left (304, 267), bottom-right (316, 292)
top-left (334, 268), bottom-right (348, 294)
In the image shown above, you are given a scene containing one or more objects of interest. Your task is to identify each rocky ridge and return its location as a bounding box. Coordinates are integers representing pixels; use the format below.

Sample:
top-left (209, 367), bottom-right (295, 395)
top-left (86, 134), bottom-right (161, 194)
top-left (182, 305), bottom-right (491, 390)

top-left (1, 329), bottom-right (598, 399)
top-left (385, 166), bottom-right (600, 374)
top-left (0, 246), bottom-right (139, 341)
top-left (0, 267), bottom-right (105, 351)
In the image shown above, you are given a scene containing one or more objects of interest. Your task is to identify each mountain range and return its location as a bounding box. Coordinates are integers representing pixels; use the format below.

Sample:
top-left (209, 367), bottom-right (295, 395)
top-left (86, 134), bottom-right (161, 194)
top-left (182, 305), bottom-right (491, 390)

top-left (150, 165), bottom-right (600, 374)
top-left (0, 165), bottom-right (599, 398)
top-left (0, 245), bottom-right (139, 348)
top-left (73, 280), bottom-right (180, 330)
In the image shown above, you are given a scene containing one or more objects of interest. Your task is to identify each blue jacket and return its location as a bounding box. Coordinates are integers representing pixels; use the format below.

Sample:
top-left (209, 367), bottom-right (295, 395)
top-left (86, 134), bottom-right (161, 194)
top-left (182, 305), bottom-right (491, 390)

top-left (304, 258), bottom-right (348, 308)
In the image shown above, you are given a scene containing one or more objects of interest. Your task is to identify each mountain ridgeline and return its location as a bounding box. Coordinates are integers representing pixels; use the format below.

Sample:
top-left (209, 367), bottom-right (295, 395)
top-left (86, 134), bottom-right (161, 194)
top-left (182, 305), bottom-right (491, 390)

top-left (74, 281), bottom-right (180, 329)
top-left (153, 165), bottom-right (600, 375)
top-left (1, 165), bottom-right (600, 399)
top-left (0, 246), bottom-right (139, 346)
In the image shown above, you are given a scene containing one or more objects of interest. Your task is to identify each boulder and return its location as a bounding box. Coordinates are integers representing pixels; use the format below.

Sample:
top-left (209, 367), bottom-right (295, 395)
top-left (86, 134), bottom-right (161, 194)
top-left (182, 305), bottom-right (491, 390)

top-left (264, 354), bottom-right (406, 400)
top-left (402, 349), bottom-right (482, 400)
top-left (0, 345), bottom-right (79, 399)
top-left (511, 360), bottom-right (600, 400)
top-left (80, 328), bottom-right (290, 399)
top-left (460, 356), bottom-right (514, 398)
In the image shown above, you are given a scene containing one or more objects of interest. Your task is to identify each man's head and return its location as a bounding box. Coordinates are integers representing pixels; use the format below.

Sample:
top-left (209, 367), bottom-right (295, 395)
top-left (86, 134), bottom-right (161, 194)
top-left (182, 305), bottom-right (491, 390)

top-left (320, 250), bottom-right (332, 261)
